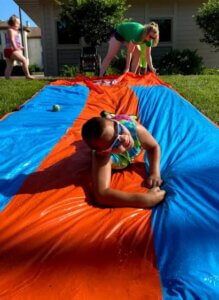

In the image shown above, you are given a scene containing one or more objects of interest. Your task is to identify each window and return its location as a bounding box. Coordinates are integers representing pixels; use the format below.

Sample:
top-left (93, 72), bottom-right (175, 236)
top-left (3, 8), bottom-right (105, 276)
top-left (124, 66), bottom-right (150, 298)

top-left (0, 34), bottom-right (2, 45)
top-left (150, 19), bottom-right (172, 43)
top-left (57, 21), bottom-right (80, 44)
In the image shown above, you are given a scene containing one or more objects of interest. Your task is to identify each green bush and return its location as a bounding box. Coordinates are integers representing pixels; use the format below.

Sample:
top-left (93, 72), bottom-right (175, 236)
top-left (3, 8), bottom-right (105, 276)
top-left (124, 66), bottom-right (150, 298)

top-left (105, 65), bottom-right (120, 75)
top-left (157, 49), bottom-right (204, 75)
top-left (195, 0), bottom-right (219, 51)
top-left (201, 68), bottom-right (219, 75)
top-left (29, 64), bottom-right (41, 73)
top-left (59, 65), bottom-right (80, 77)
top-left (58, 0), bottom-right (130, 46)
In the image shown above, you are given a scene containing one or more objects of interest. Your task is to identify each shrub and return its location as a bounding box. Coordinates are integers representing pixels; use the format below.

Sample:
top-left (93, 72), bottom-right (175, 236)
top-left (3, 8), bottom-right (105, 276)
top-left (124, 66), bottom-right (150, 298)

top-left (58, 0), bottom-right (130, 46)
top-left (201, 68), bottom-right (219, 75)
top-left (29, 64), bottom-right (41, 73)
top-left (59, 65), bottom-right (80, 77)
top-left (157, 49), bottom-right (204, 75)
top-left (195, 0), bottom-right (219, 51)
top-left (105, 65), bottom-right (120, 75)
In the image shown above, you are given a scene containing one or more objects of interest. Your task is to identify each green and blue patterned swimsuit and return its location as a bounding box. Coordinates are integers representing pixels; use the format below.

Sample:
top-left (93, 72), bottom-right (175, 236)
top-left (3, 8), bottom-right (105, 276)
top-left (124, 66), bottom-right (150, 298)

top-left (110, 115), bottom-right (142, 170)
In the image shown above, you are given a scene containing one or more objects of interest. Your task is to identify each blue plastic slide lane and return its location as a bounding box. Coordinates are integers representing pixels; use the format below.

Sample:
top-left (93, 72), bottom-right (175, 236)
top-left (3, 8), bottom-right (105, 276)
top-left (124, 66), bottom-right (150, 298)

top-left (0, 85), bottom-right (89, 211)
top-left (132, 85), bottom-right (219, 299)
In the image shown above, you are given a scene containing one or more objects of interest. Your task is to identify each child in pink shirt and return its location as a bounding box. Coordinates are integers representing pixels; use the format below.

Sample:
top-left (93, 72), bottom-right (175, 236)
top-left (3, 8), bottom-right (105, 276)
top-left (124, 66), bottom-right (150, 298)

top-left (4, 15), bottom-right (34, 80)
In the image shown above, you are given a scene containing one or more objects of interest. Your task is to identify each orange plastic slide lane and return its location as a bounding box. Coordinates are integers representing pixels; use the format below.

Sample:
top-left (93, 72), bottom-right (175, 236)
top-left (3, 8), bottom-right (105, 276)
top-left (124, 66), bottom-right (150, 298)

top-left (0, 74), bottom-right (163, 299)
top-left (51, 71), bottom-right (167, 88)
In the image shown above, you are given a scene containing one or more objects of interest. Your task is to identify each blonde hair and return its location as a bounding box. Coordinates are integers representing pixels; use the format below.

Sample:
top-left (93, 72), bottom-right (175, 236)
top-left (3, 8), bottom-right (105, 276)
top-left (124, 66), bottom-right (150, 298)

top-left (8, 15), bottom-right (19, 27)
top-left (142, 22), bottom-right (159, 47)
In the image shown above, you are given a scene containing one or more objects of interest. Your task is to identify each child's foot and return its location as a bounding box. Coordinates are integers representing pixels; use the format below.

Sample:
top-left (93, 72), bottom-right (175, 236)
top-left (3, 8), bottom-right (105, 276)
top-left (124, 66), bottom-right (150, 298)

top-left (26, 75), bottom-right (35, 80)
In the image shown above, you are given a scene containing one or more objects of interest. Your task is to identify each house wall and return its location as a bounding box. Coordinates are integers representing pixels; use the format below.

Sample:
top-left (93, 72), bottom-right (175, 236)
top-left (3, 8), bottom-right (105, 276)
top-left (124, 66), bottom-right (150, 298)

top-left (127, 0), bottom-right (218, 68)
top-left (16, 0), bottom-right (219, 76)
top-left (0, 31), bottom-right (6, 59)
top-left (28, 38), bottom-right (43, 69)
top-left (176, 0), bottom-right (218, 67)
top-left (15, 0), bottom-right (57, 75)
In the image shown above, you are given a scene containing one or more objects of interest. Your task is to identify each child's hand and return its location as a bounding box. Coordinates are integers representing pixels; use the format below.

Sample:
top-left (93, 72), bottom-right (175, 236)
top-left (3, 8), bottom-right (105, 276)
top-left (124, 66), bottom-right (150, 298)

top-left (143, 187), bottom-right (166, 208)
top-left (146, 174), bottom-right (162, 188)
top-left (148, 66), bottom-right (156, 74)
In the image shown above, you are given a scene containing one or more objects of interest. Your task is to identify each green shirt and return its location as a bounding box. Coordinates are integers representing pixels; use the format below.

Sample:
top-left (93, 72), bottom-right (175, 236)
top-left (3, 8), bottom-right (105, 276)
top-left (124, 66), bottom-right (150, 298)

top-left (116, 22), bottom-right (145, 44)
top-left (143, 40), bottom-right (153, 47)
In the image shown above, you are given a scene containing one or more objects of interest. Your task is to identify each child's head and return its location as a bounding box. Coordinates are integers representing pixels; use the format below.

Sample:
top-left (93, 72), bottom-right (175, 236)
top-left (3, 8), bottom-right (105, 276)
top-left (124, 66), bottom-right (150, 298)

top-left (8, 15), bottom-right (20, 29)
top-left (81, 117), bottom-right (134, 155)
top-left (143, 22), bottom-right (159, 47)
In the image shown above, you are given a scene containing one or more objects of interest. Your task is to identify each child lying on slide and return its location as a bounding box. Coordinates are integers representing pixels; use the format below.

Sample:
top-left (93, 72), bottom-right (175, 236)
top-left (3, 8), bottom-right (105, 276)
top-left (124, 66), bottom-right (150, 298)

top-left (81, 112), bottom-right (166, 208)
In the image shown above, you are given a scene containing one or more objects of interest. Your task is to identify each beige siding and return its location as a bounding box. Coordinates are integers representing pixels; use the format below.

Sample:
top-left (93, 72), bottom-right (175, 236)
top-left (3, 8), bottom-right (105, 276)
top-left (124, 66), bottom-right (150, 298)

top-left (127, 0), bottom-right (219, 68)
top-left (149, 1), bottom-right (174, 17)
top-left (15, 0), bottom-right (219, 75)
top-left (128, 0), bottom-right (174, 23)
top-left (176, 0), bottom-right (219, 68)
top-left (126, 2), bottom-right (146, 23)
top-left (28, 38), bottom-right (43, 69)
top-left (126, 0), bottom-right (174, 63)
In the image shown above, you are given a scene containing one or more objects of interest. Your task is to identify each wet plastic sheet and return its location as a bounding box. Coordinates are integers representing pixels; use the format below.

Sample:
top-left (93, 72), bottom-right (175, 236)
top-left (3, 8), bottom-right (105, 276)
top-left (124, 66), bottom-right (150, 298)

top-left (0, 85), bottom-right (89, 210)
top-left (132, 85), bottom-right (219, 299)
top-left (0, 73), bottom-right (218, 299)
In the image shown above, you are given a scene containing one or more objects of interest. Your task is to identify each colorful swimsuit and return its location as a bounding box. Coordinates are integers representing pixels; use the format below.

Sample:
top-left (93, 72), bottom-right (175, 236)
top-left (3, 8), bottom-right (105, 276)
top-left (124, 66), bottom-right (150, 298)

top-left (110, 115), bottom-right (142, 170)
top-left (4, 29), bottom-right (22, 59)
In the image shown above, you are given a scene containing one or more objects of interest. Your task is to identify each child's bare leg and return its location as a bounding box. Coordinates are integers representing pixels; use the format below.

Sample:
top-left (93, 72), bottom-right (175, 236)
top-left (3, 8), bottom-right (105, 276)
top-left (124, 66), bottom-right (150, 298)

top-left (11, 51), bottom-right (34, 79)
top-left (99, 36), bottom-right (121, 76)
top-left (136, 66), bottom-right (141, 75)
top-left (4, 58), bottom-right (14, 79)
top-left (130, 45), bottom-right (140, 73)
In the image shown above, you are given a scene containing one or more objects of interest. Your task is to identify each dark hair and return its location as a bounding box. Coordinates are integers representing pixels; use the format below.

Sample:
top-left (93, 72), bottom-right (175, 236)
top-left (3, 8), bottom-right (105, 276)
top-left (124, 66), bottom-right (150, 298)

top-left (8, 15), bottom-right (19, 26)
top-left (81, 117), bottom-right (107, 141)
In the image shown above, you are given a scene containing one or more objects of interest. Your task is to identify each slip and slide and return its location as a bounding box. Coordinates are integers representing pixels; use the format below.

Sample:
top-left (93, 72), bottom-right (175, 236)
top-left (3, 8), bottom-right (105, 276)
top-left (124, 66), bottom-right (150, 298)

top-left (0, 73), bottom-right (218, 299)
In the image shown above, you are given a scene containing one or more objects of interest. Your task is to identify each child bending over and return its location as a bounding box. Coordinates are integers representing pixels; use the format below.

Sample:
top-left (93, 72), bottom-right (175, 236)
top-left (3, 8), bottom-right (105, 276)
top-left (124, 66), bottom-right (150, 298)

top-left (81, 113), bottom-right (166, 208)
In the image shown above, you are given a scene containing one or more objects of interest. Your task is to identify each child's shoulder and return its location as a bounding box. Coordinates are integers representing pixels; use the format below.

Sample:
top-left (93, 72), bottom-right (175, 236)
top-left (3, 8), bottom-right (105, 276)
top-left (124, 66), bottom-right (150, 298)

top-left (8, 27), bottom-right (15, 34)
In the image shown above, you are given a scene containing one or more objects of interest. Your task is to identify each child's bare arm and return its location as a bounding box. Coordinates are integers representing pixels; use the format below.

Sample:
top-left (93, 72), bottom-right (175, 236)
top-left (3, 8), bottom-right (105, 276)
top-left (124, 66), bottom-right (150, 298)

top-left (146, 46), bottom-right (156, 73)
top-left (92, 151), bottom-right (165, 208)
top-left (124, 42), bottom-right (135, 73)
top-left (136, 124), bottom-right (162, 187)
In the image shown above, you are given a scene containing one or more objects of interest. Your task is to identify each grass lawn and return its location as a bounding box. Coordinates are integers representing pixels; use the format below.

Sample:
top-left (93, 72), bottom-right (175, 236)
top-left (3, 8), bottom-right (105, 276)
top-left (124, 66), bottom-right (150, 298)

top-left (0, 79), bottom-right (49, 118)
top-left (0, 75), bottom-right (218, 125)
top-left (160, 75), bottom-right (219, 125)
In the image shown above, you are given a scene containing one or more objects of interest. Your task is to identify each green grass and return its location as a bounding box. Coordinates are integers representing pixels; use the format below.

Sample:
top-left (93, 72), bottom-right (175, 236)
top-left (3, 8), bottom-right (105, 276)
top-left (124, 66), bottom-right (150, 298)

top-left (0, 79), bottom-right (49, 118)
top-left (0, 75), bottom-right (218, 125)
top-left (160, 75), bottom-right (219, 125)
